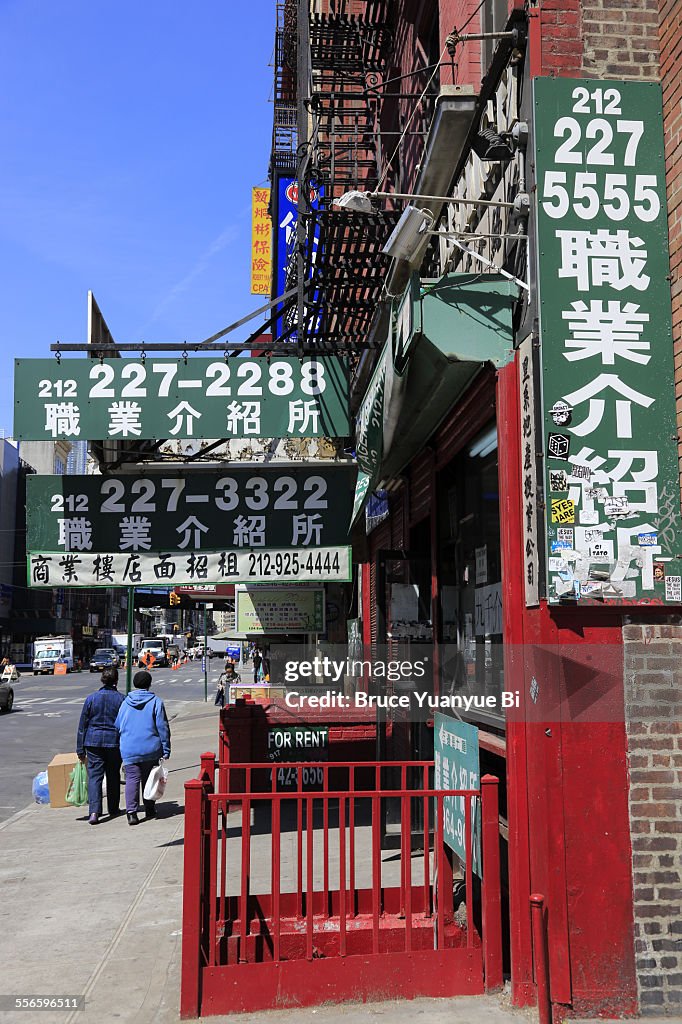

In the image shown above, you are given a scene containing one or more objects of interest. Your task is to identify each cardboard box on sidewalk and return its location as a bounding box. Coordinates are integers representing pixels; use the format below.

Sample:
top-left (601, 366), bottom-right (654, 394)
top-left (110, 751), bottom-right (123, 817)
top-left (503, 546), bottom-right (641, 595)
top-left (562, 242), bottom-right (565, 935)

top-left (48, 753), bottom-right (79, 808)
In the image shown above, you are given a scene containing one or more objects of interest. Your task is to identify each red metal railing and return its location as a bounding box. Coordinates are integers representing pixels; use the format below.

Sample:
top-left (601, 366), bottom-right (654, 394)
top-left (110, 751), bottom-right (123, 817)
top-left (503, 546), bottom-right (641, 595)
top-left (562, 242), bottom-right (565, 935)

top-left (181, 756), bottom-right (502, 1018)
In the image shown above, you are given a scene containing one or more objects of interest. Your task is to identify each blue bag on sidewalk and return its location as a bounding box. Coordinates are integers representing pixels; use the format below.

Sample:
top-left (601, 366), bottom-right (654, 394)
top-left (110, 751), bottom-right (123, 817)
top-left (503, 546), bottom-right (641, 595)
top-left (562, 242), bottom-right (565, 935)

top-left (32, 771), bottom-right (49, 804)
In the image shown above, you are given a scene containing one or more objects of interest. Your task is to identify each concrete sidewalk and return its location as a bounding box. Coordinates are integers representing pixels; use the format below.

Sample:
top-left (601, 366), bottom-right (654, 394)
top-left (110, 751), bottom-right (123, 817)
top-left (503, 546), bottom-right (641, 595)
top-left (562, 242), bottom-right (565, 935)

top-left (0, 701), bottom-right (672, 1024)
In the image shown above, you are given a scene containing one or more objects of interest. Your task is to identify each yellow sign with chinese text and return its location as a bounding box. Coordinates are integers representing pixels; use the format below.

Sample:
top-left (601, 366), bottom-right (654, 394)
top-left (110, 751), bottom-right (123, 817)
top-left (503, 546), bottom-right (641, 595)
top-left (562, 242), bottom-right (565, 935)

top-left (251, 187), bottom-right (272, 295)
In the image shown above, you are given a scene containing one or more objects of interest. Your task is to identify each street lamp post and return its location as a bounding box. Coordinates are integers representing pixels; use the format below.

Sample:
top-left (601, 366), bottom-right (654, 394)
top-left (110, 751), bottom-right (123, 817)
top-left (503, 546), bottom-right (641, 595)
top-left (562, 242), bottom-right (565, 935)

top-left (203, 603), bottom-right (208, 703)
top-left (125, 586), bottom-right (134, 694)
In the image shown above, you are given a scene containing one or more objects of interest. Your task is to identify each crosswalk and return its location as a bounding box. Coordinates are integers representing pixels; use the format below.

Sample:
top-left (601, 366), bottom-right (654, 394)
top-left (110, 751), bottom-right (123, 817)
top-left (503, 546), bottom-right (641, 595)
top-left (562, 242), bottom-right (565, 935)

top-left (14, 690), bottom-right (216, 717)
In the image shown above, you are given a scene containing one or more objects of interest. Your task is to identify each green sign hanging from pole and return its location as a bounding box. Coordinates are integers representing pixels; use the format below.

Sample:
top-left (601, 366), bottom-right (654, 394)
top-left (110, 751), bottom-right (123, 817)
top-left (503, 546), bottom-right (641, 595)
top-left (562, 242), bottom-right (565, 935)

top-left (14, 356), bottom-right (350, 441)
top-left (534, 78), bottom-right (682, 604)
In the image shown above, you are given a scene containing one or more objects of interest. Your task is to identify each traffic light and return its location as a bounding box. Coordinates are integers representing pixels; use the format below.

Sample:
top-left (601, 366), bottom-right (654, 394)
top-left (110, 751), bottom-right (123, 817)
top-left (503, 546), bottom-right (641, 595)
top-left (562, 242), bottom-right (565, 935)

top-left (169, 591), bottom-right (180, 607)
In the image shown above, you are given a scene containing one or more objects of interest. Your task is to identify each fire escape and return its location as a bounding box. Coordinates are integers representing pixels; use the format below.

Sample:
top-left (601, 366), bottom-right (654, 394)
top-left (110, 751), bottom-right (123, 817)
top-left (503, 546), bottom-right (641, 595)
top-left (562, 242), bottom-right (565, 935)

top-left (270, 3), bottom-right (298, 180)
top-left (270, 1), bottom-right (403, 353)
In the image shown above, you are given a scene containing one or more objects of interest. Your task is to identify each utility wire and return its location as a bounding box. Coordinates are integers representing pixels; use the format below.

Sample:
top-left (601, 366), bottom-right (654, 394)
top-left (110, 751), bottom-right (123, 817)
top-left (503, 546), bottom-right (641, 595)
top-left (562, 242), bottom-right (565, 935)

top-left (459, 0), bottom-right (487, 34)
top-left (376, 43), bottom-right (448, 191)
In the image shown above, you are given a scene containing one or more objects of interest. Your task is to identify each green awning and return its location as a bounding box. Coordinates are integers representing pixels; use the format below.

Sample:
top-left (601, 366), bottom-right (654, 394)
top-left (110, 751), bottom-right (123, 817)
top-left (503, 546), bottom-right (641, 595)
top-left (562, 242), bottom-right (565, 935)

top-left (353, 272), bottom-right (517, 523)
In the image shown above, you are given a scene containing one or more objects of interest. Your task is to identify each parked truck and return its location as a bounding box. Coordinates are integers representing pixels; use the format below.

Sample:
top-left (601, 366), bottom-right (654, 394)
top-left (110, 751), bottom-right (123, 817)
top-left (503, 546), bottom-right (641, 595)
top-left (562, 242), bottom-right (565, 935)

top-left (32, 636), bottom-right (74, 675)
top-left (111, 633), bottom-right (144, 662)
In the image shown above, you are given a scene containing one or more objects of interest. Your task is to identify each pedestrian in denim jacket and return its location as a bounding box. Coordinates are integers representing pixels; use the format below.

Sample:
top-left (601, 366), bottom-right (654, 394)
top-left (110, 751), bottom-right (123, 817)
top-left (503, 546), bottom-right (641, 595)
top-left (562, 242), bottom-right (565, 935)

top-left (76, 667), bottom-right (125, 825)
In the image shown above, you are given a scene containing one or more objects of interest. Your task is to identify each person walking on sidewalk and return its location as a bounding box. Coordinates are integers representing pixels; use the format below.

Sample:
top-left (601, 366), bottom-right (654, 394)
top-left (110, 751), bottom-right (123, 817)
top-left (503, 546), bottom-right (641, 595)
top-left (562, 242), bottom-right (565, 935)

top-left (214, 674), bottom-right (226, 708)
top-left (115, 670), bottom-right (171, 826)
top-left (76, 666), bottom-right (125, 825)
top-left (252, 647), bottom-right (262, 685)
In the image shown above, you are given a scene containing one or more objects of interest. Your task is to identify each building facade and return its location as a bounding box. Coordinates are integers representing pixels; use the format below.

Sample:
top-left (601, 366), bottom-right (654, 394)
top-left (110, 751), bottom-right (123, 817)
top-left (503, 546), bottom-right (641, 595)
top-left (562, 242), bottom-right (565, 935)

top-left (271, 0), bottom-right (681, 1016)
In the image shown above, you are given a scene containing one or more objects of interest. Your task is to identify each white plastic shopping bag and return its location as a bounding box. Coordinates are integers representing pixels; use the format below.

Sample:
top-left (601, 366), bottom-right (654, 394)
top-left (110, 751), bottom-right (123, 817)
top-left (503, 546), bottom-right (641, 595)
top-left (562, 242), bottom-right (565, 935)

top-left (143, 760), bottom-right (168, 802)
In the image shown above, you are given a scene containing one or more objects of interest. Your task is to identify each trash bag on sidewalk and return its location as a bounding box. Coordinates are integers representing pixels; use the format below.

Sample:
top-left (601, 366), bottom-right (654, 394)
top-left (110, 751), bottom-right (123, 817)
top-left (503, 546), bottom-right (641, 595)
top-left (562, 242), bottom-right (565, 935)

top-left (65, 762), bottom-right (88, 806)
top-left (32, 771), bottom-right (49, 804)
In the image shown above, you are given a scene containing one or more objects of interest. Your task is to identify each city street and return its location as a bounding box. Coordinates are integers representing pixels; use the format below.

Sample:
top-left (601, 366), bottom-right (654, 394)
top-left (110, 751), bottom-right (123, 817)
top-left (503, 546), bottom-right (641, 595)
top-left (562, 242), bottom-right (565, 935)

top-left (0, 659), bottom-right (225, 823)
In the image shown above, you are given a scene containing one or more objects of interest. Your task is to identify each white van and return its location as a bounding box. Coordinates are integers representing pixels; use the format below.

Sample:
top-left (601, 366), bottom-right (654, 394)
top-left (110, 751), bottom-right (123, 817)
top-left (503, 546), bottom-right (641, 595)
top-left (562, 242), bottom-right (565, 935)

top-left (32, 636), bottom-right (74, 675)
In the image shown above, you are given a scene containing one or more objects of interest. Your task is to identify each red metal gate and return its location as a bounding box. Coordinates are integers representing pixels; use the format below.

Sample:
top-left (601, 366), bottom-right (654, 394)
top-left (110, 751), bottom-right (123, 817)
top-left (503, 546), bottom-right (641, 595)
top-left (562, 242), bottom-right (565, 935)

top-left (181, 757), bottom-right (502, 1018)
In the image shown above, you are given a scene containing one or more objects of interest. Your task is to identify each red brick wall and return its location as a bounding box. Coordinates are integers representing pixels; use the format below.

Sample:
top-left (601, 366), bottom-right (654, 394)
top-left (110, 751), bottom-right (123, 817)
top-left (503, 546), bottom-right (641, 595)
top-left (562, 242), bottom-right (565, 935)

top-left (539, 0), bottom-right (582, 76)
top-left (623, 620), bottom-right (682, 1012)
top-left (439, 0), bottom-right (483, 86)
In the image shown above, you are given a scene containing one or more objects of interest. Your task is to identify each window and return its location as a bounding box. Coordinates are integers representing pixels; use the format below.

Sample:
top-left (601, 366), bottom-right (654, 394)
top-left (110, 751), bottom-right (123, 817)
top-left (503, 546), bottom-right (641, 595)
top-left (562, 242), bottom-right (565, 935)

top-left (437, 420), bottom-right (505, 726)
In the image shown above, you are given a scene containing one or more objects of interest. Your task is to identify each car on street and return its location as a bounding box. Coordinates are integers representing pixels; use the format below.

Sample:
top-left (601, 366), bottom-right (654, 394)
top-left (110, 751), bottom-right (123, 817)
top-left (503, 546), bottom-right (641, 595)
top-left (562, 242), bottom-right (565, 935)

top-left (188, 644), bottom-right (215, 659)
top-left (0, 675), bottom-right (14, 713)
top-left (89, 648), bottom-right (120, 672)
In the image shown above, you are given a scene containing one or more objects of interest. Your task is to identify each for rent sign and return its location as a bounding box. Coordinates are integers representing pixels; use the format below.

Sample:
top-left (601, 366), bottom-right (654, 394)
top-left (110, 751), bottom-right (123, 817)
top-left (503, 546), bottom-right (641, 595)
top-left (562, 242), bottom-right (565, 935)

top-left (534, 78), bottom-right (682, 604)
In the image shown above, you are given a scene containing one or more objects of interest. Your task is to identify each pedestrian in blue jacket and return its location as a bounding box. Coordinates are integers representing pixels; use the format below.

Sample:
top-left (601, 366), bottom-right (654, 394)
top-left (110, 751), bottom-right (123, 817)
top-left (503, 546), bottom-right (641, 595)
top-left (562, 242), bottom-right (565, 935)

top-left (76, 667), bottom-right (125, 825)
top-left (115, 670), bottom-right (171, 825)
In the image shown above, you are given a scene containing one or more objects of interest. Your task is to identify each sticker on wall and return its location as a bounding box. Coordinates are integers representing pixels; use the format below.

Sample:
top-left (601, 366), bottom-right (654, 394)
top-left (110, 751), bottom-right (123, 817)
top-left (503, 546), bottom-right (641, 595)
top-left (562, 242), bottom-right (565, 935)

top-left (551, 498), bottom-right (575, 524)
top-left (579, 510), bottom-right (599, 526)
top-left (549, 470), bottom-right (568, 493)
top-left (548, 557), bottom-right (564, 571)
top-left (551, 540), bottom-right (571, 553)
top-left (581, 582), bottom-right (604, 595)
top-left (549, 401), bottom-right (572, 426)
top-left (588, 540), bottom-right (613, 562)
top-left (557, 527), bottom-right (574, 546)
top-left (568, 463), bottom-right (591, 482)
top-left (604, 497), bottom-right (631, 519)
top-left (653, 562), bottom-right (666, 583)
top-left (638, 532), bottom-right (658, 546)
top-left (664, 576), bottom-right (681, 602)
top-left (547, 433), bottom-right (570, 460)
top-left (583, 528), bottom-right (604, 544)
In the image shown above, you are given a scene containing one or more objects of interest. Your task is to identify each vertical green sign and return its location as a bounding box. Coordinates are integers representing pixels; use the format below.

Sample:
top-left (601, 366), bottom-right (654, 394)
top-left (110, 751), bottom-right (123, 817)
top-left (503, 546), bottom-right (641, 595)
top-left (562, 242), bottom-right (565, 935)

top-left (433, 714), bottom-right (481, 877)
top-left (534, 78), bottom-right (682, 604)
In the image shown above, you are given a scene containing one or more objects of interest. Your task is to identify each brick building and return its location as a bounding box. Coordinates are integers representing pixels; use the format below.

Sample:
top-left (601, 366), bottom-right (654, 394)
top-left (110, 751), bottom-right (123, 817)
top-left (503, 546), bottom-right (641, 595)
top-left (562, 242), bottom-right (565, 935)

top-left (270, 0), bottom-right (681, 1016)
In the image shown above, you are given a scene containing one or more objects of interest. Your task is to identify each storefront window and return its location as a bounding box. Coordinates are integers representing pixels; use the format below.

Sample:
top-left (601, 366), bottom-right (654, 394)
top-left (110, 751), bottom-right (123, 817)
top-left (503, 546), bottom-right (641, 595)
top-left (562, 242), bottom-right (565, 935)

top-left (438, 421), bottom-right (504, 726)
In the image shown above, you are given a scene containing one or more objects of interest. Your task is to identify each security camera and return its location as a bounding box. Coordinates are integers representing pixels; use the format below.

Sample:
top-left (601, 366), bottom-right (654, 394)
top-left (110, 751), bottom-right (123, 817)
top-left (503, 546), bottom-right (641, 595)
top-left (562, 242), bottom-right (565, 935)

top-left (381, 205), bottom-right (434, 262)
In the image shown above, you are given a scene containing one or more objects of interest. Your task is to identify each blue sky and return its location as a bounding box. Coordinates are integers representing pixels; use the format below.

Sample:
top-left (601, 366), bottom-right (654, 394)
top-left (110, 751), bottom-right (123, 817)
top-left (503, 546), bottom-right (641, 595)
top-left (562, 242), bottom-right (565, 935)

top-left (0, 0), bottom-right (275, 431)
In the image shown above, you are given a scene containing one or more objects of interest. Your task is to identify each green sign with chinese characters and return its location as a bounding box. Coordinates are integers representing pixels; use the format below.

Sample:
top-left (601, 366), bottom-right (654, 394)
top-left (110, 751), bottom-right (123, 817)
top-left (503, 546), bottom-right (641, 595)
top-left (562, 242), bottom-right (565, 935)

top-left (236, 587), bottom-right (325, 634)
top-left (534, 78), bottom-right (682, 604)
top-left (26, 467), bottom-right (355, 554)
top-left (433, 714), bottom-right (481, 877)
top-left (14, 356), bottom-right (350, 440)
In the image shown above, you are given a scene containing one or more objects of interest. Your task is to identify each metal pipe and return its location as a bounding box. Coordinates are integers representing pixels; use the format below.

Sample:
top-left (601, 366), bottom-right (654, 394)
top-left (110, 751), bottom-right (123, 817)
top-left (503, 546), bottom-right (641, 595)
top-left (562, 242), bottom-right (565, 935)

top-left (481, 775), bottom-right (503, 990)
top-left (371, 189), bottom-right (516, 210)
top-left (531, 893), bottom-right (551, 1024)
